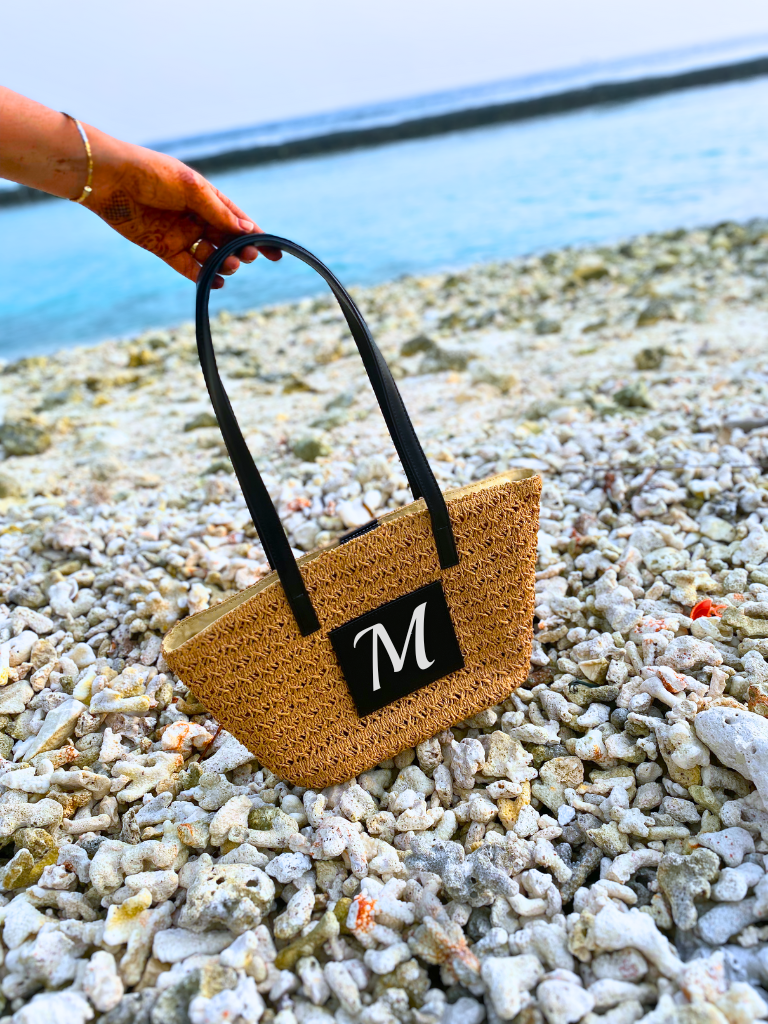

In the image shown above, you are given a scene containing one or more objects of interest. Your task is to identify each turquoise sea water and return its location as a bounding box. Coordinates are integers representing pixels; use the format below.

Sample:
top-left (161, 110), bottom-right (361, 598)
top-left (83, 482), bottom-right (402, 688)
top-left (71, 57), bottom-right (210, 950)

top-left (2, 75), bottom-right (768, 360)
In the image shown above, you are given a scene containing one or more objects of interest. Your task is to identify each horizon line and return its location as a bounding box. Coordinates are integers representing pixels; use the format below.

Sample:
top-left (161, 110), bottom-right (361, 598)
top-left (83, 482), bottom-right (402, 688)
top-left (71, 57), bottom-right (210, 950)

top-left (3, 44), bottom-right (768, 209)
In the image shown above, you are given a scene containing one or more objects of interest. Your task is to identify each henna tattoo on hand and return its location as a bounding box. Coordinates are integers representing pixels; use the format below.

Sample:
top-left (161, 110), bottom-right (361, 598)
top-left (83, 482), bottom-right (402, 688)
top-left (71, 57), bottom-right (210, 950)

top-left (86, 147), bottom-right (252, 282)
top-left (99, 189), bottom-right (133, 225)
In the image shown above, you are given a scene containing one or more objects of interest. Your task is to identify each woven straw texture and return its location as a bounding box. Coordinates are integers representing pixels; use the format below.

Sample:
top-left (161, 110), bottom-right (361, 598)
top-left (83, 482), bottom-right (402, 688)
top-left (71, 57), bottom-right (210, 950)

top-left (163, 471), bottom-right (541, 788)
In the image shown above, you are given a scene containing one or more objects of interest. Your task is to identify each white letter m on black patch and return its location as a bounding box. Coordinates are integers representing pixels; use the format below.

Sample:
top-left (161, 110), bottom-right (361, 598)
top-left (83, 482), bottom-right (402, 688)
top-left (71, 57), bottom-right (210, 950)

top-left (329, 581), bottom-right (464, 716)
top-left (353, 601), bottom-right (434, 692)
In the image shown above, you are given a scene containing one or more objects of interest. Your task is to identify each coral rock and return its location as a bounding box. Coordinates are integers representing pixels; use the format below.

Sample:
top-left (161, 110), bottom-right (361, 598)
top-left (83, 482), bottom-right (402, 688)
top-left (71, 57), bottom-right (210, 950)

top-left (482, 954), bottom-right (545, 1020)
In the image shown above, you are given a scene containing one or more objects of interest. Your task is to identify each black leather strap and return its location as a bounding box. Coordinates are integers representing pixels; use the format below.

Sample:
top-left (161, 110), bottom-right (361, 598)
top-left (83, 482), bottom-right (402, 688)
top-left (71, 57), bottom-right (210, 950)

top-left (196, 234), bottom-right (459, 636)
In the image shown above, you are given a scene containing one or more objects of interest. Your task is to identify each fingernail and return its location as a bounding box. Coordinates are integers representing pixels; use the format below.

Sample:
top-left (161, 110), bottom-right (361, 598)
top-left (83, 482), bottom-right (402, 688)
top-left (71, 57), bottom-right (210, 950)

top-left (239, 219), bottom-right (255, 232)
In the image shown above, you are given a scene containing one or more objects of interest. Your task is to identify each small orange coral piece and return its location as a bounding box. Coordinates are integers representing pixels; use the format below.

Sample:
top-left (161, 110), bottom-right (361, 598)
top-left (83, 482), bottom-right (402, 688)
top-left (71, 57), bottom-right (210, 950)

top-left (643, 618), bottom-right (668, 632)
top-left (351, 894), bottom-right (377, 934)
top-left (286, 497), bottom-right (312, 512)
top-left (691, 599), bottom-right (728, 620)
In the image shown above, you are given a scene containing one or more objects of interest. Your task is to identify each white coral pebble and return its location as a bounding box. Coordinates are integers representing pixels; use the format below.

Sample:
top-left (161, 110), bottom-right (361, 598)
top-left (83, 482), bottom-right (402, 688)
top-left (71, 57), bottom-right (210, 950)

top-left (124, 868), bottom-right (179, 902)
top-left (588, 978), bottom-right (655, 1009)
top-left (323, 961), bottom-right (362, 1015)
top-left (161, 720), bottom-right (213, 753)
top-left (443, 997), bottom-right (487, 1024)
top-left (152, 928), bottom-right (233, 963)
top-left (364, 941), bottom-right (411, 975)
top-left (0, 763), bottom-right (54, 795)
top-left (716, 982), bottom-right (768, 1024)
top-left (481, 954), bottom-right (544, 1020)
top-left (297, 955), bottom-right (330, 1005)
top-left (103, 889), bottom-right (152, 945)
top-left (451, 737), bottom-right (486, 789)
top-left (266, 851), bottom-right (313, 883)
top-left (209, 794), bottom-right (252, 845)
top-left (593, 904), bottom-right (683, 979)
top-left (339, 783), bottom-right (376, 821)
top-left (2, 898), bottom-right (47, 949)
top-left (274, 885), bottom-right (315, 940)
top-left (189, 974), bottom-right (265, 1024)
top-left (711, 862), bottom-right (764, 902)
top-left (604, 850), bottom-right (662, 883)
top-left (592, 949), bottom-right (649, 982)
top-left (99, 727), bottom-right (127, 763)
top-left (658, 636), bottom-right (723, 671)
top-left (594, 571), bottom-right (640, 633)
top-left (82, 950), bottom-right (124, 1013)
top-left (11, 990), bottom-right (94, 1024)
top-left (14, 698), bottom-right (86, 761)
top-left (696, 827), bottom-right (756, 867)
top-left (695, 706), bottom-right (768, 808)
top-left (202, 733), bottom-right (255, 774)
top-left (538, 971), bottom-right (595, 1024)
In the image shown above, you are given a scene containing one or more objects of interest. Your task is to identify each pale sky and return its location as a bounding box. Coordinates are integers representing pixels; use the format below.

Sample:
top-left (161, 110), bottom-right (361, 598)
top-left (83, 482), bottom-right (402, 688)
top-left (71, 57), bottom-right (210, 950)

top-left (4, 0), bottom-right (768, 145)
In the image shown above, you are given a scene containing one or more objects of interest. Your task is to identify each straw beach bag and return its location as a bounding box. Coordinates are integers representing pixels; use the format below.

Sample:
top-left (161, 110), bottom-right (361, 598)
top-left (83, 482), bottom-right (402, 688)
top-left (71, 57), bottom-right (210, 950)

top-left (162, 236), bottom-right (541, 788)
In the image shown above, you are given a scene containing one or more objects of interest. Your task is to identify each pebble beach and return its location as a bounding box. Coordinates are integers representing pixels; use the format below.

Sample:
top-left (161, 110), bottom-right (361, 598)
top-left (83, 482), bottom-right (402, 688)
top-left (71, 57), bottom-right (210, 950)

top-left (1, 219), bottom-right (768, 1023)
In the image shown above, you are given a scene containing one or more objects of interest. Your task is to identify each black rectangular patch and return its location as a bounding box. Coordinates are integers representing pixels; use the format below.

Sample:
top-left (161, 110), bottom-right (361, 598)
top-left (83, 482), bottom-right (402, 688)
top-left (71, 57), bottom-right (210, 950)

top-left (329, 580), bottom-right (464, 717)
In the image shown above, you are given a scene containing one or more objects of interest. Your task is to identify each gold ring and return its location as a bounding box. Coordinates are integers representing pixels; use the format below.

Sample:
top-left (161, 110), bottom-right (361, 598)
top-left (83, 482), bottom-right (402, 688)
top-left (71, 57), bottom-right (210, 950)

top-left (190, 238), bottom-right (203, 256)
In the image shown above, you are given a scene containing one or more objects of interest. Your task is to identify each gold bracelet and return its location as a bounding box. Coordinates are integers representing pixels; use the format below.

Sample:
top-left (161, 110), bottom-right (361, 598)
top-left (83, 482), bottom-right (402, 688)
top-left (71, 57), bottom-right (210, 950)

top-left (63, 113), bottom-right (93, 204)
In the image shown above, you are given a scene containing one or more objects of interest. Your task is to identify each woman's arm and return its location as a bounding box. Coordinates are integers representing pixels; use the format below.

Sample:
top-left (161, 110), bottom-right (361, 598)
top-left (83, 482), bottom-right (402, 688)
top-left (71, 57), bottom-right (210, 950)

top-left (0, 86), bottom-right (279, 287)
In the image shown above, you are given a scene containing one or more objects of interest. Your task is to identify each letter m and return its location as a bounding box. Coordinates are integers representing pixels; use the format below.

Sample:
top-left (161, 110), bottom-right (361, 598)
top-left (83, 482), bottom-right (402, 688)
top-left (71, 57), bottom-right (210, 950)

top-left (354, 601), bottom-right (435, 692)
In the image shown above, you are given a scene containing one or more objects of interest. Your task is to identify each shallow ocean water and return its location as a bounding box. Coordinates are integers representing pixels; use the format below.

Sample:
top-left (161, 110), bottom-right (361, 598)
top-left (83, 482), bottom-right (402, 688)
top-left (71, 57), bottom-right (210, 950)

top-left (2, 74), bottom-right (768, 359)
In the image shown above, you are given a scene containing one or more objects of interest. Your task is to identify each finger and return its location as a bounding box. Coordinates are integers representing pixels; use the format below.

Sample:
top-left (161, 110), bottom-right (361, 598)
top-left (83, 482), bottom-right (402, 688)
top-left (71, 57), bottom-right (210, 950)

top-left (206, 222), bottom-right (282, 261)
top-left (210, 186), bottom-right (252, 224)
top-left (205, 226), bottom-right (281, 261)
top-left (220, 254), bottom-right (241, 276)
top-left (196, 185), bottom-right (281, 260)
top-left (166, 250), bottom-right (201, 284)
top-left (202, 230), bottom-right (280, 263)
top-left (190, 239), bottom-right (216, 264)
top-left (165, 250), bottom-right (225, 289)
top-left (204, 224), bottom-right (258, 248)
top-left (239, 244), bottom-right (259, 263)
top-left (188, 236), bottom-right (241, 276)
top-left (186, 177), bottom-right (255, 236)
top-left (189, 239), bottom-right (242, 276)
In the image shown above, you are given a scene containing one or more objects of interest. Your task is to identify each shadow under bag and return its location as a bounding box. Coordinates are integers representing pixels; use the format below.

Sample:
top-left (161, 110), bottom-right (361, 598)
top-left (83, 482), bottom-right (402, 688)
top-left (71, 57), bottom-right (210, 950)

top-left (162, 235), bottom-right (541, 788)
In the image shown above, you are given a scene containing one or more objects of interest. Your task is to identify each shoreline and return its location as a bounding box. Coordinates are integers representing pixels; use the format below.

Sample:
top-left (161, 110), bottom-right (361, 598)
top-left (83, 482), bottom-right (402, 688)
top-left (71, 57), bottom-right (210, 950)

top-left (1, 221), bottom-right (768, 1019)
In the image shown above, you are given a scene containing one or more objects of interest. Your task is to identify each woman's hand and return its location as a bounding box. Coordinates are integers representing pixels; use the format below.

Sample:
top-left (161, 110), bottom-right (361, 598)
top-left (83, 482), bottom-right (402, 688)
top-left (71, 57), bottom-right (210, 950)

top-left (0, 87), bottom-right (278, 288)
top-left (84, 134), bottom-right (281, 289)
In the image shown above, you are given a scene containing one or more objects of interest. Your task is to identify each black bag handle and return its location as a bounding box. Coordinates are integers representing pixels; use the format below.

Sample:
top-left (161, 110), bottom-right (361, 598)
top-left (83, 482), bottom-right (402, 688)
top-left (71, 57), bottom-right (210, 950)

top-left (196, 234), bottom-right (459, 636)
